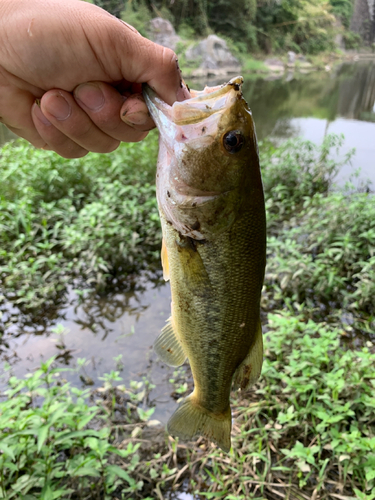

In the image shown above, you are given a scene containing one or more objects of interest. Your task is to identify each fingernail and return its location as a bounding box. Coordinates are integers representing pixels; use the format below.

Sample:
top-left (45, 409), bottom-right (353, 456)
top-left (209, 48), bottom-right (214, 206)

top-left (122, 110), bottom-right (149, 126)
top-left (33, 102), bottom-right (51, 126)
top-left (45, 92), bottom-right (71, 120)
top-left (74, 83), bottom-right (105, 111)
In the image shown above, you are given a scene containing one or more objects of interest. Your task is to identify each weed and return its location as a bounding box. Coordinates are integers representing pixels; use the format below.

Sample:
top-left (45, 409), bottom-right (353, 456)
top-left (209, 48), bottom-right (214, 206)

top-left (0, 133), bottom-right (160, 319)
top-left (3, 312), bottom-right (371, 498)
top-left (0, 357), bottom-right (153, 499)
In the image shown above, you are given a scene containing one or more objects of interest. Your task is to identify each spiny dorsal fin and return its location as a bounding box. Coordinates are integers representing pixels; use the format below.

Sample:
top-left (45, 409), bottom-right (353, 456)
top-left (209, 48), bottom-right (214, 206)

top-left (161, 238), bottom-right (170, 281)
top-left (154, 316), bottom-right (186, 367)
top-left (233, 319), bottom-right (263, 391)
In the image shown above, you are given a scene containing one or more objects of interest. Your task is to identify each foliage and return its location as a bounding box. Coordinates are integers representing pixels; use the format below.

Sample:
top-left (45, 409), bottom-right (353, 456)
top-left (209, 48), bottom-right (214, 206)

top-left (260, 134), bottom-right (375, 331)
top-left (0, 356), bottom-right (148, 499)
top-left (93, 0), bottom-right (124, 18)
top-left (260, 134), bottom-right (353, 230)
top-left (120, 0), bottom-right (153, 37)
top-left (94, 0), bottom-right (348, 55)
top-left (241, 55), bottom-right (269, 73)
top-left (344, 30), bottom-right (362, 49)
top-left (0, 133), bottom-right (160, 314)
top-left (1, 313), bottom-right (374, 498)
top-left (329, 0), bottom-right (355, 28)
top-left (265, 191), bottom-right (375, 322)
top-left (255, 0), bottom-right (336, 54)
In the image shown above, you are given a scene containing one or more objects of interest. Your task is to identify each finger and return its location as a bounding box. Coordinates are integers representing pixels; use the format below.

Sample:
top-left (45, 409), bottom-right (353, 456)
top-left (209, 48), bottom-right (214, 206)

top-left (110, 28), bottom-right (190, 105)
top-left (73, 82), bottom-right (152, 138)
top-left (120, 94), bottom-right (155, 131)
top-left (31, 102), bottom-right (88, 158)
top-left (133, 42), bottom-right (191, 105)
top-left (0, 85), bottom-right (45, 147)
top-left (40, 89), bottom-right (121, 153)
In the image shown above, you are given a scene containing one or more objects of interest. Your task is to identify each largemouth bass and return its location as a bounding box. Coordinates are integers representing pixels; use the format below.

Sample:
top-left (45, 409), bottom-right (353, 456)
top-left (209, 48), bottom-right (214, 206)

top-left (143, 76), bottom-right (266, 452)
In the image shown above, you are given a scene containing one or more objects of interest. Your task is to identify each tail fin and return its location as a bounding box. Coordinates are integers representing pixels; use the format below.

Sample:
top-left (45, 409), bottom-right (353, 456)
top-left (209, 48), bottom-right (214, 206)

top-left (167, 395), bottom-right (232, 452)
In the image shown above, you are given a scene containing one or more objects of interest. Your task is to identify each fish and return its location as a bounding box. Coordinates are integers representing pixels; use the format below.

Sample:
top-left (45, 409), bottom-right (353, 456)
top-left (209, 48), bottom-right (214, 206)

top-left (143, 76), bottom-right (266, 453)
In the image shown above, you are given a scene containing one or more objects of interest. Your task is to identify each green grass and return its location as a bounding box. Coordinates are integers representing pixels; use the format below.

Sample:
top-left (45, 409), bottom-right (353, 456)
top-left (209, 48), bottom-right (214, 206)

top-left (0, 356), bottom-right (153, 499)
top-left (241, 56), bottom-right (269, 73)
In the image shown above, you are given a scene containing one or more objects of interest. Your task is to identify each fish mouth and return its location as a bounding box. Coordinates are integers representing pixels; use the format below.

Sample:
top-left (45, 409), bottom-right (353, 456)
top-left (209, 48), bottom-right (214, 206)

top-left (143, 76), bottom-right (244, 147)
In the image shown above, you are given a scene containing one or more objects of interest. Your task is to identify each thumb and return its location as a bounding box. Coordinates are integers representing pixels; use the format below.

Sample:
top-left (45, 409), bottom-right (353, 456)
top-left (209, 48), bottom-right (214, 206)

top-left (113, 24), bottom-right (190, 105)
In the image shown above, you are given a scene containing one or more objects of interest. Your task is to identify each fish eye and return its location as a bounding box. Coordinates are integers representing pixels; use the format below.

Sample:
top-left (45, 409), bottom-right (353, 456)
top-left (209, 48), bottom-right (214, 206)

top-left (223, 130), bottom-right (244, 154)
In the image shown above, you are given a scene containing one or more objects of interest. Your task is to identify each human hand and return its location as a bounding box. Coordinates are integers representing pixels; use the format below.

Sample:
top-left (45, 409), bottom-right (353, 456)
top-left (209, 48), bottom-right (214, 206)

top-left (0, 0), bottom-right (190, 157)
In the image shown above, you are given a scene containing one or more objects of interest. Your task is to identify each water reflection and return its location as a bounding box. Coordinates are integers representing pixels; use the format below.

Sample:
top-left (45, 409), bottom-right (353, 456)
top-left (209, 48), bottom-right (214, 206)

top-left (242, 61), bottom-right (375, 139)
top-left (239, 62), bottom-right (375, 187)
top-left (337, 63), bottom-right (375, 121)
top-left (1, 273), bottom-right (176, 422)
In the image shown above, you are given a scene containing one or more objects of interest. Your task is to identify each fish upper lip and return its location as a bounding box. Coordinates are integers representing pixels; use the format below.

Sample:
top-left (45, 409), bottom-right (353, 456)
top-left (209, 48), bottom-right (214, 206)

top-left (143, 76), bottom-right (243, 107)
top-left (143, 76), bottom-right (243, 127)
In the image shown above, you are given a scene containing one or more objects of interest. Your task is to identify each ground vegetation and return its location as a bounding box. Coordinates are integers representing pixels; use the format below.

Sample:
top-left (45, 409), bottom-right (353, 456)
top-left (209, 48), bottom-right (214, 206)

top-left (0, 132), bottom-right (374, 498)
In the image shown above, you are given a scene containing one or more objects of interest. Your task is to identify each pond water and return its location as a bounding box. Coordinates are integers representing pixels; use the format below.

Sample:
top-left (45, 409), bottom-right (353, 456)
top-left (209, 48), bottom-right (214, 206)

top-left (1, 60), bottom-right (375, 423)
top-left (243, 61), bottom-right (375, 188)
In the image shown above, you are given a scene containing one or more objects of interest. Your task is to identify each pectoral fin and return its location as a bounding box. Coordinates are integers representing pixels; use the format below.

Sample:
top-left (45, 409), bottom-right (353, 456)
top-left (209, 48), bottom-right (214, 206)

top-left (161, 238), bottom-right (170, 281)
top-left (154, 316), bottom-right (186, 367)
top-left (175, 235), bottom-right (211, 289)
top-left (233, 319), bottom-right (263, 391)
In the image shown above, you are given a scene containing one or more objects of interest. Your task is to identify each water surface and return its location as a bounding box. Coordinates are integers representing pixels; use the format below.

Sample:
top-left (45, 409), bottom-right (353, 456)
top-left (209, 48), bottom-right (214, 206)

top-left (243, 61), bottom-right (375, 186)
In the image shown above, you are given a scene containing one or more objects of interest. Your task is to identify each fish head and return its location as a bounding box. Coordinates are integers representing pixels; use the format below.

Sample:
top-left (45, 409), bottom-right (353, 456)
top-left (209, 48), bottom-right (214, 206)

top-left (144, 76), bottom-right (262, 239)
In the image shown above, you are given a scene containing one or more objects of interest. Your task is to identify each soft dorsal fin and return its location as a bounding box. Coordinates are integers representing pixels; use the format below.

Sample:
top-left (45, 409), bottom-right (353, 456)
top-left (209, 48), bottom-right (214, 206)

top-left (161, 238), bottom-right (170, 281)
top-left (154, 316), bottom-right (186, 367)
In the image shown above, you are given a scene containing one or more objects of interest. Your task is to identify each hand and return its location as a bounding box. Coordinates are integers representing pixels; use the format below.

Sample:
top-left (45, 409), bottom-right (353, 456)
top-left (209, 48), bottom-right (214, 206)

top-left (0, 0), bottom-right (190, 157)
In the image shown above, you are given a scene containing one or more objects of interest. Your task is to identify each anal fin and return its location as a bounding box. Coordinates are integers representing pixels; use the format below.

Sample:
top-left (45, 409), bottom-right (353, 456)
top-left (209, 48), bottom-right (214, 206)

top-left (233, 319), bottom-right (263, 391)
top-left (154, 316), bottom-right (186, 367)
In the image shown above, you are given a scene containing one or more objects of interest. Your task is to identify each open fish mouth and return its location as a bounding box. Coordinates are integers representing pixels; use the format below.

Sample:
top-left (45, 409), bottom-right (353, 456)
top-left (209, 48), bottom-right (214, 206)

top-left (143, 76), bottom-right (244, 146)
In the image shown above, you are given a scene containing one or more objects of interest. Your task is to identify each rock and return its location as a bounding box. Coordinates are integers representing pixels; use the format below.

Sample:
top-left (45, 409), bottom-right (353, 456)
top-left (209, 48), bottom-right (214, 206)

top-left (148, 17), bottom-right (180, 51)
top-left (287, 51), bottom-right (296, 64)
top-left (264, 58), bottom-right (285, 72)
top-left (185, 35), bottom-right (241, 76)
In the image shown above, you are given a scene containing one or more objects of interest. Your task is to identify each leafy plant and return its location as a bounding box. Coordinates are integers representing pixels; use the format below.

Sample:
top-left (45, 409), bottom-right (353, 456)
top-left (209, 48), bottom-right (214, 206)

top-left (264, 191), bottom-right (375, 327)
top-left (0, 133), bottom-right (160, 317)
top-left (0, 357), bottom-right (144, 499)
top-left (344, 30), bottom-right (362, 49)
